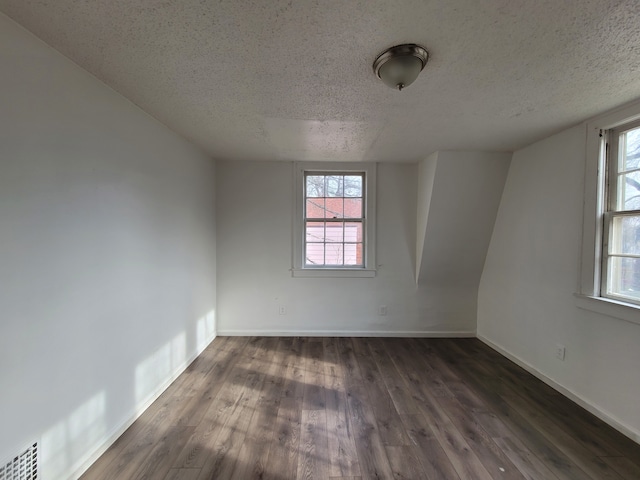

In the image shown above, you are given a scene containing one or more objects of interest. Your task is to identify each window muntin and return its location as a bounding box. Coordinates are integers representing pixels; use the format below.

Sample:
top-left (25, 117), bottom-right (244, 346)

top-left (304, 173), bottom-right (364, 267)
top-left (603, 121), bottom-right (640, 303)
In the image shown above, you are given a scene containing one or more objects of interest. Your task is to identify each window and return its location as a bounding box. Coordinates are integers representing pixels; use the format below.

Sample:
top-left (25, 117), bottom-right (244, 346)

top-left (602, 120), bottom-right (640, 304)
top-left (577, 99), bottom-right (640, 323)
top-left (305, 173), bottom-right (364, 266)
top-left (292, 162), bottom-right (376, 277)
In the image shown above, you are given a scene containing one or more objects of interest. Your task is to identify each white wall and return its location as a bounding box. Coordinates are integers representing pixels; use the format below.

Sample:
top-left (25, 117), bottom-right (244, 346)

top-left (216, 161), bottom-right (477, 335)
top-left (478, 123), bottom-right (640, 441)
top-left (416, 151), bottom-right (511, 286)
top-left (0, 14), bottom-right (217, 479)
top-left (416, 152), bottom-right (437, 280)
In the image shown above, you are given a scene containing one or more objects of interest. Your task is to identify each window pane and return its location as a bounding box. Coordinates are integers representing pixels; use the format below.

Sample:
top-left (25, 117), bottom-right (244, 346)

top-left (326, 175), bottom-right (343, 197)
top-left (306, 175), bottom-right (325, 197)
top-left (344, 243), bottom-right (363, 266)
top-left (344, 198), bottom-right (363, 218)
top-left (610, 215), bottom-right (640, 255)
top-left (305, 222), bottom-right (325, 242)
top-left (306, 198), bottom-right (326, 218)
top-left (617, 170), bottom-right (640, 210)
top-left (619, 127), bottom-right (640, 172)
top-left (608, 256), bottom-right (640, 300)
top-left (325, 224), bottom-right (344, 242)
top-left (305, 243), bottom-right (324, 265)
top-left (344, 175), bottom-right (363, 197)
top-left (324, 197), bottom-right (344, 218)
top-left (344, 222), bottom-right (363, 242)
top-left (324, 243), bottom-right (344, 265)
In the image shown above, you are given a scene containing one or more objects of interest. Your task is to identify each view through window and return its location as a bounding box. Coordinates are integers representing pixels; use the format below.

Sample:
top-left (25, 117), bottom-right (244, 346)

top-left (304, 173), bottom-right (364, 267)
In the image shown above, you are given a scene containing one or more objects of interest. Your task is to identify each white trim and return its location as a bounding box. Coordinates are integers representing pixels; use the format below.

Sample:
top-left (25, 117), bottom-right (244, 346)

top-left (574, 293), bottom-right (640, 326)
top-left (71, 334), bottom-right (217, 479)
top-left (585, 98), bottom-right (640, 130)
top-left (217, 329), bottom-right (476, 337)
top-left (478, 334), bottom-right (640, 445)
top-left (580, 120), bottom-right (603, 295)
top-left (291, 268), bottom-right (376, 278)
top-left (292, 162), bottom-right (377, 278)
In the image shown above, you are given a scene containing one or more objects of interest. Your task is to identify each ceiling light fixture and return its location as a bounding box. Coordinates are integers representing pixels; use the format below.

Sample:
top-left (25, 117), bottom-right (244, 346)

top-left (373, 44), bottom-right (429, 91)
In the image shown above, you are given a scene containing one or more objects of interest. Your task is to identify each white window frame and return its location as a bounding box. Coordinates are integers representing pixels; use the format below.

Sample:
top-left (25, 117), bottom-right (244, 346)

top-left (292, 162), bottom-right (376, 278)
top-left (577, 99), bottom-right (640, 325)
top-left (601, 118), bottom-right (640, 305)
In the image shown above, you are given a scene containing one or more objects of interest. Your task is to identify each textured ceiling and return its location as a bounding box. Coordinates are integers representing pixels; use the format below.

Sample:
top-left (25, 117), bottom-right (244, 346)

top-left (2, 0), bottom-right (640, 162)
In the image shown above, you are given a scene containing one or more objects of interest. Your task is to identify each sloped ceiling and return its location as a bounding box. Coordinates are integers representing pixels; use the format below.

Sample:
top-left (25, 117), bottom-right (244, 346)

top-left (1, 0), bottom-right (639, 162)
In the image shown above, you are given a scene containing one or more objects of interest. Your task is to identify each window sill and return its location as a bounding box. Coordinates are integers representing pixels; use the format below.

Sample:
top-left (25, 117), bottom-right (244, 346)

top-left (292, 268), bottom-right (376, 278)
top-left (574, 294), bottom-right (640, 326)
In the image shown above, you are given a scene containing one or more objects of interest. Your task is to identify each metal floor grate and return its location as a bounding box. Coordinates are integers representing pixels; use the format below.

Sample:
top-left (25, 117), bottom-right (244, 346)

top-left (0, 443), bottom-right (38, 480)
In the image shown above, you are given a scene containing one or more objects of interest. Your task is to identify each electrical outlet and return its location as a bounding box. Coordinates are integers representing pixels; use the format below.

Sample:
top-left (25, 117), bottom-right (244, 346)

top-left (279, 305), bottom-right (286, 315)
top-left (378, 305), bottom-right (387, 316)
top-left (555, 344), bottom-right (566, 361)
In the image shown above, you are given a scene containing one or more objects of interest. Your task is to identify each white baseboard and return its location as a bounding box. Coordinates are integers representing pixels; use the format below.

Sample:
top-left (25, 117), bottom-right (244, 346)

top-left (69, 334), bottom-right (217, 479)
top-left (217, 329), bottom-right (476, 338)
top-left (477, 334), bottom-right (640, 445)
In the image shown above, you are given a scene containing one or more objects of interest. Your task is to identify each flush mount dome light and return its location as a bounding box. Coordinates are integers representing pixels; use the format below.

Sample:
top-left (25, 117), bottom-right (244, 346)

top-left (373, 44), bottom-right (429, 91)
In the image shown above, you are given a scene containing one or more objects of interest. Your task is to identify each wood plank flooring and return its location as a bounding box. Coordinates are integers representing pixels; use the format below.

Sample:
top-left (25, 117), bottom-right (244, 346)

top-left (80, 337), bottom-right (640, 480)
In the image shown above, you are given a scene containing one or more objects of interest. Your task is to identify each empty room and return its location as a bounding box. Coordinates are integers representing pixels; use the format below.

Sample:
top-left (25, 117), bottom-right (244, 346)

top-left (2, 1), bottom-right (640, 479)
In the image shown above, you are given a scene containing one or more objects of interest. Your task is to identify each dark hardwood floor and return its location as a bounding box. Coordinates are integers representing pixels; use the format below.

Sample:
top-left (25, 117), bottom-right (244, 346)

top-left (80, 337), bottom-right (640, 479)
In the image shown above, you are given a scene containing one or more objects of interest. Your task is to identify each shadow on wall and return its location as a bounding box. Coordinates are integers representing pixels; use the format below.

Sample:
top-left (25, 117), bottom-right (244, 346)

top-left (39, 310), bottom-right (216, 480)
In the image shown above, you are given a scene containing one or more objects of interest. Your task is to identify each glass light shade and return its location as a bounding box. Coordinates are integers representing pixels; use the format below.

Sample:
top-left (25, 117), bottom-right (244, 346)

top-left (373, 44), bottom-right (429, 91)
top-left (378, 55), bottom-right (424, 90)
